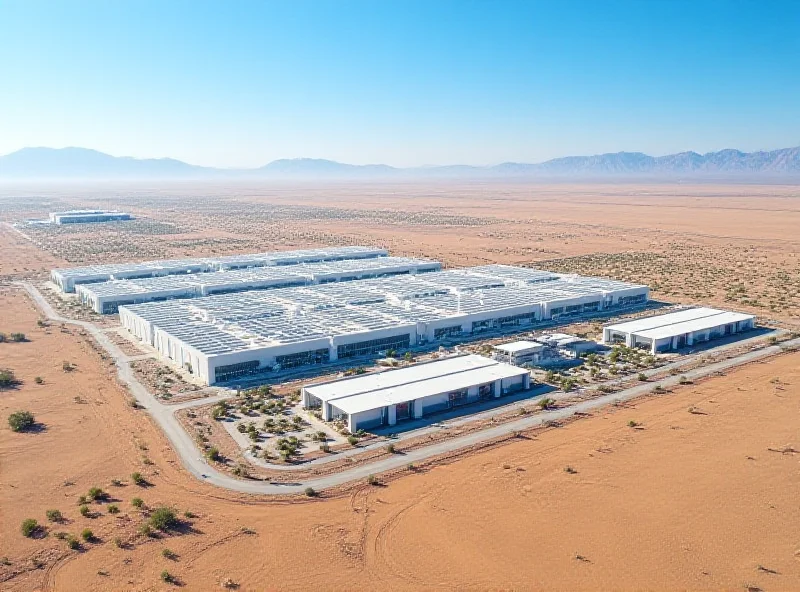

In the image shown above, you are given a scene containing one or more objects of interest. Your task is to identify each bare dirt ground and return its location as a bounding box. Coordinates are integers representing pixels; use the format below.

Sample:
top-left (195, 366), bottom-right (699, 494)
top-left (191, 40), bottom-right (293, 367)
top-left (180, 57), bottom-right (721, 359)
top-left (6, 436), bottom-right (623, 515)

top-left (1, 182), bottom-right (800, 590)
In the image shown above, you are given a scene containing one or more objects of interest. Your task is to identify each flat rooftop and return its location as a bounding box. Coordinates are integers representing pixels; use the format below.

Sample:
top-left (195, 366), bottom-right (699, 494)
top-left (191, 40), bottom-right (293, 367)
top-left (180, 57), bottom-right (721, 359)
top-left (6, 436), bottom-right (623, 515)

top-left (606, 307), bottom-right (755, 340)
top-left (52, 246), bottom-right (387, 280)
top-left (494, 340), bottom-right (544, 353)
top-left (77, 256), bottom-right (439, 298)
top-left (121, 266), bottom-right (647, 357)
top-left (306, 354), bottom-right (528, 415)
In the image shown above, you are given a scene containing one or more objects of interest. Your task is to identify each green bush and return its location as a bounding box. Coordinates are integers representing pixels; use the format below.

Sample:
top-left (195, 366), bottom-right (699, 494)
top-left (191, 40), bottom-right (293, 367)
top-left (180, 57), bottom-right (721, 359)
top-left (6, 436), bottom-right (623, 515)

top-left (8, 410), bottom-right (35, 432)
top-left (130, 472), bottom-right (146, 486)
top-left (87, 487), bottom-right (106, 501)
top-left (162, 548), bottom-right (177, 560)
top-left (206, 447), bottom-right (221, 462)
top-left (385, 444), bottom-right (396, 454)
top-left (66, 535), bottom-right (80, 550)
top-left (34, 376), bottom-right (43, 384)
top-left (131, 497), bottom-right (144, 508)
top-left (638, 373), bottom-right (647, 381)
top-left (0, 369), bottom-right (20, 388)
top-left (79, 505), bottom-right (90, 517)
top-left (9, 332), bottom-right (26, 342)
top-left (347, 435), bottom-right (358, 446)
top-left (304, 487), bottom-right (317, 497)
top-left (160, 570), bottom-right (173, 583)
top-left (46, 509), bottom-right (63, 522)
top-left (21, 518), bottom-right (39, 537)
top-left (367, 474), bottom-right (379, 486)
top-left (80, 528), bottom-right (94, 542)
top-left (107, 504), bottom-right (120, 514)
top-left (149, 507), bottom-right (179, 531)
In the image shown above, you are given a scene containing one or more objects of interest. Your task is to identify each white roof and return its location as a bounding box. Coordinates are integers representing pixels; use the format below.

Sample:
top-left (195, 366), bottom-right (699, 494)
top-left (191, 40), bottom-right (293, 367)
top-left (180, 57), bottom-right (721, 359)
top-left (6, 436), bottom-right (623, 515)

top-left (494, 340), bottom-right (544, 354)
top-left (634, 311), bottom-right (754, 340)
top-left (319, 357), bottom-right (528, 415)
top-left (605, 308), bottom-right (729, 334)
top-left (305, 354), bottom-right (497, 402)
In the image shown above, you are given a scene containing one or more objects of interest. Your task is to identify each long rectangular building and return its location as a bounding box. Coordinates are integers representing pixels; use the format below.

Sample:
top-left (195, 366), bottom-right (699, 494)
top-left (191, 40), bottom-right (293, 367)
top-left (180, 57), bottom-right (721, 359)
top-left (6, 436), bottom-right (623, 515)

top-left (50, 245), bottom-right (388, 292)
top-left (303, 354), bottom-right (531, 432)
top-left (49, 210), bottom-right (132, 225)
top-left (602, 307), bottom-right (755, 353)
top-left (119, 264), bottom-right (648, 385)
top-left (76, 256), bottom-right (440, 313)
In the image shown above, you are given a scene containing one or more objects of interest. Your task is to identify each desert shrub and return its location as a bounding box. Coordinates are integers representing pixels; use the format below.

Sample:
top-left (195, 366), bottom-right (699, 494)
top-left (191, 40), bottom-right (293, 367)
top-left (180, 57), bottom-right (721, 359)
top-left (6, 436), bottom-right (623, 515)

top-left (87, 487), bottom-right (106, 501)
top-left (162, 548), bottom-right (177, 559)
top-left (139, 524), bottom-right (153, 537)
top-left (113, 536), bottom-right (124, 548)
top-left (131, 472), bottom-right (146, 486)
top-left (46, 509), bottom-right (63, 522)
top-left (131, 497), bottom-right (144, 508)
top-left (206, 447), bottom-right (221, 462)
top-left (62, 361), bottom-right (74, 372)
top-left (537, 397), bottom-right (555, 410)
top-left (347, 435), bottom-right (358, 446)
top-left (21, 518), bottom-right (39, 537)
top-left (34, 376), bottom-right (43, 384)
top-left (149, 507), bottom-right (179, 531)
top-left (0, 369), bottom-right (19, 388)
top-left (628, 420), bottom-right (640, 428)
top-left (107, 504), bottom-right (120, 514)
top-left (304, 487), bottom-right (317, 497)
top-left (183, 510), bottom-right (196, 519)
top-left (8, 410), bottom-right (35, 432)
top-left (367, 474), bottom-right (379, 486)
top-left (80, 528), bottom-right (94, 542)
top-left (385, 444), bottom-right (396, 454)
top-left (637, 373), bottom-right (647, 381)
top-left (9, 333), bottom-right (26, 342)
top-left (79, 505), bottom-right (90, 517)
top-left (160, 570), bottom-right (173, 583)
top-left (66, 535), bottom-right (80, 550)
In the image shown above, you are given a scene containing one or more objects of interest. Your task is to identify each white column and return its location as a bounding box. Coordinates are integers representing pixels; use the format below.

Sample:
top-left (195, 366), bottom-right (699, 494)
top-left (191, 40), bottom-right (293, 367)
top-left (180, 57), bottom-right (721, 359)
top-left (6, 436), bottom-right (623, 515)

top-left (322, 402), bottom-right (331, 421)
top-left (388, 405), bottom-right (397, 426)
top-left (414, 400), bottom-right (423, 419)
top-left (494, 379), bottom-right (502, 398)
top-left (523, 373), bottom-right (531, 389)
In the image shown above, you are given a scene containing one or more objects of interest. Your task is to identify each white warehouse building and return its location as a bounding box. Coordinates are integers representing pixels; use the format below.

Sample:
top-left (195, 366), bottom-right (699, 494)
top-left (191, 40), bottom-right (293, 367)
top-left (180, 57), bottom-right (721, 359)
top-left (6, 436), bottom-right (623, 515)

top-left (303, 354), bottom-right (531, 432)
top-left (49, 210), bottom-right (132, 224)
top-left (119, 264), bottom-right (649, 385)
top-left (50, 246), bottom-right (387, 292)
top-left (75, 256), bottom-right (440, 313)
top-left (602, 307), bottom-right (755, 354)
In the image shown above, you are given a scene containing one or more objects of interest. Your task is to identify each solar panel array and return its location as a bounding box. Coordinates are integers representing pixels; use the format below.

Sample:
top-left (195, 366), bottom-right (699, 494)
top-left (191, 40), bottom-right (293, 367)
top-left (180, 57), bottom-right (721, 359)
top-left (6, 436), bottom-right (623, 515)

top-left (122, 265), bottom-right (647, 356)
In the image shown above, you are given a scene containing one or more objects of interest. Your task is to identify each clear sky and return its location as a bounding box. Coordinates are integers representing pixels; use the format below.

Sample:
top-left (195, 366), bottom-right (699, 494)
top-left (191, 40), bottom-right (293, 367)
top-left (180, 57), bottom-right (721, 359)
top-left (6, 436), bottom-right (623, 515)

top-left (1, 0), bottom-right (798, 168)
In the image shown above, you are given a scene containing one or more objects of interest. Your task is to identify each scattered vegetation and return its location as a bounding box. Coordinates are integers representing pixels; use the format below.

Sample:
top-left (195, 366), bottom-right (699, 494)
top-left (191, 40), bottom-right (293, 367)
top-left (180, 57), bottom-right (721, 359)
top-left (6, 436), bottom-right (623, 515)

top-left (20, 518), bottom-right (40, 538)
top-left (46, 509), bottom-right (63, 522)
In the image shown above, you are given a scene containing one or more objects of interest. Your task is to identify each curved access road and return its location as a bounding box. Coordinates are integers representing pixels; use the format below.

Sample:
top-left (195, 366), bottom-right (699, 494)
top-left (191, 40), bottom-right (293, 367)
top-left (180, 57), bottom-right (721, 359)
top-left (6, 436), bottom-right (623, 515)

top-left (20, 281), bottom-right (799, 496)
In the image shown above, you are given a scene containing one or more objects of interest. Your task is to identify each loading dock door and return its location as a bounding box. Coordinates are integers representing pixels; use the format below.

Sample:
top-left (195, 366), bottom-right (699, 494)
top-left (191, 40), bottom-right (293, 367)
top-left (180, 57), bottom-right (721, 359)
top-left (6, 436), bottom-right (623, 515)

top-left (396, 401), bottom-right (412, 421)
top-left (479, 383), bottom-right (493, 399)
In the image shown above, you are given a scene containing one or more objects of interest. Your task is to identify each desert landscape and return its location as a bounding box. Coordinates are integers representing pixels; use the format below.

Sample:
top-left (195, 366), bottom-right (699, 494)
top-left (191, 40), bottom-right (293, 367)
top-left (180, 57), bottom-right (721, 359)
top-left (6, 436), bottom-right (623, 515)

top-left (1, 182), bottom-right (799, 591)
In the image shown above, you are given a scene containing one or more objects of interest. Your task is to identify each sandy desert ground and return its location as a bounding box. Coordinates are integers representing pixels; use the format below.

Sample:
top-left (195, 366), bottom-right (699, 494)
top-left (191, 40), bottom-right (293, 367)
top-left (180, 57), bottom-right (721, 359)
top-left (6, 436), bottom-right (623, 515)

top-left (1, 182), bottom-right (799, 591)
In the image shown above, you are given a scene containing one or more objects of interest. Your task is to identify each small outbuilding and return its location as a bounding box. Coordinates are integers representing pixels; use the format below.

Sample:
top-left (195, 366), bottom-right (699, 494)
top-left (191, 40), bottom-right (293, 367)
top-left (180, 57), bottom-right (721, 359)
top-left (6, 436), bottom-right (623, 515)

top-left (493, 340), bottom-right (545, 365)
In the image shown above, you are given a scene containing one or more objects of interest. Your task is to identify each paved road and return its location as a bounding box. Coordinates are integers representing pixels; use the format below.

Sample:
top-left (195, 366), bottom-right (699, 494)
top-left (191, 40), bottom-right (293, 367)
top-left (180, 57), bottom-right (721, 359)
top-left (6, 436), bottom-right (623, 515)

top-left (20, 281), bottom-right (800, 495)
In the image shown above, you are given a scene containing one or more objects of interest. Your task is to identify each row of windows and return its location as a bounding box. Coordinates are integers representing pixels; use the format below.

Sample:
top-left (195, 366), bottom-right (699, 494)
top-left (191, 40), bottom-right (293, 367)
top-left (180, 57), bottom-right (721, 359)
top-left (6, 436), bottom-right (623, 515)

top-left (276, 348), bottom-right (330, 369)
top-left (434, 325), bottom-right (463, 339)
top-left (337, 334), bottom-right (411, 359)
top-left (214, 360), bottom-right (261, 382)
top-left (617, 294), bottom-right (647, 306)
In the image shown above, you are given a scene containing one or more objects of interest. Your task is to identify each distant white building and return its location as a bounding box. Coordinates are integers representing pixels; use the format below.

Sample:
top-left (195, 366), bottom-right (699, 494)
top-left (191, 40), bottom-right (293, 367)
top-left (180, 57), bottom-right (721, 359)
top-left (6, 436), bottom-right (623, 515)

top-left (303, 354), bottom-right (531, 432)
top-left (49, 210), bottom-right (132, 225)
top-left (603, 307), bottom-right (755, 354)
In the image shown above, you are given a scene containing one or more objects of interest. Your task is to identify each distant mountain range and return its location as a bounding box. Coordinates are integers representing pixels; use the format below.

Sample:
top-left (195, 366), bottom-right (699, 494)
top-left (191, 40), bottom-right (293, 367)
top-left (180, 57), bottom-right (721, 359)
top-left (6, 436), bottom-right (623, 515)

top-left (1, 145), bottom-right (798, 180)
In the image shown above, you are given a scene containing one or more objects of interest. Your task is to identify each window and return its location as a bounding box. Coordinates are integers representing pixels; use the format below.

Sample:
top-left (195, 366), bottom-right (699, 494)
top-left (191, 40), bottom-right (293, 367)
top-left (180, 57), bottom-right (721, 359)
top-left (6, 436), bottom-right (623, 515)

top-left (337, 334), bottom-right (411, 359)
top-left (434, 325), bottom-right (463, 339)
top-left (447, 388), bottom-right (469, 407)
top-left (496, 312), bottom-right (537, 326)
top-left (617, 294), bottom-right (647, 306)
top-left (214, 360), bottom-right (260, 382)
top-left (276, 348), bottom-right (330, 369)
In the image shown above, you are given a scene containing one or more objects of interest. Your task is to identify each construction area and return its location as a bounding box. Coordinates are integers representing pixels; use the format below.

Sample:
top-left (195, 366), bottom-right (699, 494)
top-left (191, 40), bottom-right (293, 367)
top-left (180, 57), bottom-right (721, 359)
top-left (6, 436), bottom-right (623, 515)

top-left (115, 260), bottom-right (649, 385)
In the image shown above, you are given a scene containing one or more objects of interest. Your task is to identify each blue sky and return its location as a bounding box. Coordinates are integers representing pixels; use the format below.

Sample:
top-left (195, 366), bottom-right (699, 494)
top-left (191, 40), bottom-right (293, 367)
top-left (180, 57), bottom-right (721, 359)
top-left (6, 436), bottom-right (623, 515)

top-left (1, 0), bottom-right (798, 167)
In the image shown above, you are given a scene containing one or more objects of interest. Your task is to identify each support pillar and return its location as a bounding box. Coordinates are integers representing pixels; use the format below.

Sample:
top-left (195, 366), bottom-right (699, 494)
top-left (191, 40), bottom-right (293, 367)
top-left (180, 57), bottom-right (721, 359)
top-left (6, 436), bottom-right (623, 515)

top-left (388, 405), bottom-right (397, 426)
top-left (494, 379), bottom-right (502, 398)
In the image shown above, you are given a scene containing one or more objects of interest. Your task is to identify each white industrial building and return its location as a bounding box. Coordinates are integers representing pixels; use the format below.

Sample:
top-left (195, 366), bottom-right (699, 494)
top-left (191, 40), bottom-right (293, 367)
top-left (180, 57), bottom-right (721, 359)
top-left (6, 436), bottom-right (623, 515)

top-left (118, 264), bottom-right (648, 385)
top-left (49, 210), bottom-right (132, 224)
top-left (51, 246), bottom-right (388, 292)
top-left (303, 354), bottom-right (531, 432)
top-left (493, 341), bottom-right (545, 365)
top-left (75, 256), bottom-right (440, 313)
top-left (602, 307), bottom-right (755, 354)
